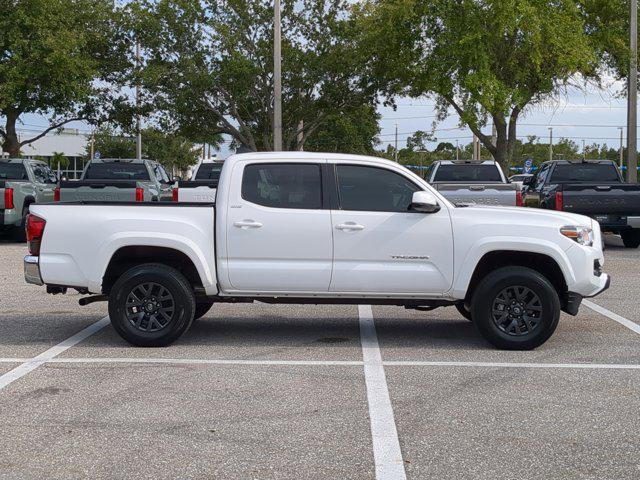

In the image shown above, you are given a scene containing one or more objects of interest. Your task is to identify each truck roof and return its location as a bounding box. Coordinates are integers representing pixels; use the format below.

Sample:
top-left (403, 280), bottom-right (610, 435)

top-left (226, 151), bottom-right (403, 169)
top-left (544, 159), bottom-right (616, 165)
top-left (0, 158), bottom-right (26, 164)
top-left (433, 160), bottom-right (498, 165)
top-left (89, 158), bottom-right (150, 164)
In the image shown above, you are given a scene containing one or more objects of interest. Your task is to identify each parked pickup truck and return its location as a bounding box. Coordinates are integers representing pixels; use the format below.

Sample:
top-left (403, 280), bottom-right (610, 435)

top-left (522, 160), bottom-right (640, 248)
top-left (173, 160), bottom-right (223, 203)
top-left (24, 152), bottom-right (609, 350)
top-left (57, 158), bottom-right (174, 203)
top-left (1, 159), bottom-right (57, 240)
top-left (425, 160), bottom-right (522, 206)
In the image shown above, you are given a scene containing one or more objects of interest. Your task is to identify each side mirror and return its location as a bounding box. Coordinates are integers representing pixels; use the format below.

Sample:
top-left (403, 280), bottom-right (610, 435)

top-left (410, 191), bottom-right (440, 213)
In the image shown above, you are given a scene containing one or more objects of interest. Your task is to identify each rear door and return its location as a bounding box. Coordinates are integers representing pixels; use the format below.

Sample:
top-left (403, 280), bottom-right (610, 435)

top-left (225, 161), bottom-right (333, 292)
top-left (330, 163), bottom-right (454, 295)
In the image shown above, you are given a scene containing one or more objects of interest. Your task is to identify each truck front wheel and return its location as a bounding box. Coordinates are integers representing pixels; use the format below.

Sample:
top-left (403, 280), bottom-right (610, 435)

top-left (621, 230), bottom-right (640, 248)
top-left (108, 263), bottom-right (196, 347)
top-left (471, 267), bottom-right (560, 350)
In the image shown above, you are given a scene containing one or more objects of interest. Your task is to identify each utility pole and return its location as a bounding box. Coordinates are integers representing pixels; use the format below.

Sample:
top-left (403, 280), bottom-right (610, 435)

top-left (619, 127), bottom-right (625, 168)
top-left (135, 41), bottom-right (142, 160)
top-left (394, 124), bottom-right (398, 161)
top-left (273, 0), bottom-right (283, 151)
top-left (297, 119), bottom-right (304, 151)
top-left (548, 127), bottom-right (553, 162)
top-left (90, 131), bottom-right (95, 161)
top-left (628, 0), bottom-right (638, 182)
top-left (455, 139), bottom-right (459, 161)
top-left (582, 140), bottom-right (586, 160)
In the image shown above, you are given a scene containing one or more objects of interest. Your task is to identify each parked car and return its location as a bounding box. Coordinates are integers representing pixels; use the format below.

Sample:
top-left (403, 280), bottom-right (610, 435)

top-left (425, 160), bottom-right (522, 206)
top-left (173, 159), bottom-right (223, 203)
top-left (24, 152), bottom-right (609, 350)
top-left (509, 173), bottom-right (534, 188)
top-left (522, 160), bottom-right (640, 248)
top-left (0, 158), bottom-right (57, 240)
top-left (57, 158), bottom-right (174, 203)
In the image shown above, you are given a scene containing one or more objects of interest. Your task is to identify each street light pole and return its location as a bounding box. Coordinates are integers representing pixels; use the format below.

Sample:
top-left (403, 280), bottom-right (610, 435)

top-left (628, 0), bottom-right (638, 182)
top-left (582, 140), bottom-right (586, 160)
top-left (273, 0), bottom-right (283, 151)
top-left (619, 127), bottom-right (624, 168)
top-left (548, 127), bottom-right (553, 162)
top-left (135, 41), bottom-right (142, 160)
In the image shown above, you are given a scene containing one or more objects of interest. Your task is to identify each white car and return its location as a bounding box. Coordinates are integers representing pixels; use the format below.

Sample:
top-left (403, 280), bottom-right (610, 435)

top-left (24, 152), bottom-right (610, 350)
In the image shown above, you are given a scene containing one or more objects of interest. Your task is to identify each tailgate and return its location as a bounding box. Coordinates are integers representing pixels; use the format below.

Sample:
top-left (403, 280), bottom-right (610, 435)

top-left (176, 180), bottom-right (217, 203)
top-left (561, 184), bottom-right (640, 216)
top-left (435, 183), bottom-right (518, 206)
top-left (58, 180), bottom-right (139, 202)
top-left (0, 181), bottom-right (5, 209)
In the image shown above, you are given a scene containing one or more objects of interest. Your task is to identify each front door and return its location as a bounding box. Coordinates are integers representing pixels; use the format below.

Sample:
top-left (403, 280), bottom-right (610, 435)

top-left (330, 164), bottom-right (454, 295)
top-left (225, 161), bottom-right (333, 293)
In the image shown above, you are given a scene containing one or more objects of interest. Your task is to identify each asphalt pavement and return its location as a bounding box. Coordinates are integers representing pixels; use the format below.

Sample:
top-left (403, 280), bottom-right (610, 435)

top-left (0, 234), bottom-right (638, 480)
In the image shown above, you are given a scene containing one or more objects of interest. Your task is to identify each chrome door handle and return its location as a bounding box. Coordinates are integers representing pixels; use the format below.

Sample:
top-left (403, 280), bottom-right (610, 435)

top-left (234, 220), bottom-right (263, 229)
top-left (335, 222), bottom-right (365, 231)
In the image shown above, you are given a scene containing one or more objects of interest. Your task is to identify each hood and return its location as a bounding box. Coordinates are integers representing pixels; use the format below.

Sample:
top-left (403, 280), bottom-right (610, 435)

top-left (458, 205), bottom-right (594, 228)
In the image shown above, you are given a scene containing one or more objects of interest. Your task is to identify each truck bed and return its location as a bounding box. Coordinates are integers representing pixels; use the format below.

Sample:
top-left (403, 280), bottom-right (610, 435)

top-left (560, 183), bottom-right (640, 215)
top-left (433, 182), bottom-right (519, 206)
top-left (175, 180), bottom-right (217, 203)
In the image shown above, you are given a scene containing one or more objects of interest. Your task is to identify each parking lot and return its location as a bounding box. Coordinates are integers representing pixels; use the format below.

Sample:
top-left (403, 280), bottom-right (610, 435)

top-left (0, 235), bottom-right (639, 480)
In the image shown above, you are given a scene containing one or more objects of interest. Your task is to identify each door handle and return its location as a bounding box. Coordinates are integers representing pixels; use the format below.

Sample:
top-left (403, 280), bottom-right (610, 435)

top-left (335, 222), bottom-right (365, 231)
top-left (234, 220), bottom-right (263, 229)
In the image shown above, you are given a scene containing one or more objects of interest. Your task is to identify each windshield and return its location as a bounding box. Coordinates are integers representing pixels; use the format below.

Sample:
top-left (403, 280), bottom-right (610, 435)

top-left (433, 164), bottom-right (502, 182)
top-left (0, 162), bottom-right (28, 180)
top-left (84, 163), bottom-right (150, 180)
top-left (549, 163), bottom-right (620, 183)
top-left (195, 163), bottom-right (223, 180)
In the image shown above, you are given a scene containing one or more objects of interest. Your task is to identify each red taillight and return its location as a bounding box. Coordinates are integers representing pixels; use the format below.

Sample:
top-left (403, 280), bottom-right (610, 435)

top-left (4, 187), bottom-right (14, 210)
top-left (555, 191), bottom-right (563, 211)
top-left (515, 190), bottom-right (523, 207)
top-left (172, 187), bottom-right (179, 202)
top-left (135, 187), bottom-right (144, 202)
top-left (53, 187), bottom-right (60, 202)
top-left (26, 214), bottom-right (46, 255)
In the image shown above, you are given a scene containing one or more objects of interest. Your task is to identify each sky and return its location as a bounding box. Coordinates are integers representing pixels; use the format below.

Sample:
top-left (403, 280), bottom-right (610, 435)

top-left (15, 77), bottom-right (635, 160)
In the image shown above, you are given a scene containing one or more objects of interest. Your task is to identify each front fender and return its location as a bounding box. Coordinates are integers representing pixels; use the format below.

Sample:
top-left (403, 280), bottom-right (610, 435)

top-left (450, 236), bottom-right (576, 299)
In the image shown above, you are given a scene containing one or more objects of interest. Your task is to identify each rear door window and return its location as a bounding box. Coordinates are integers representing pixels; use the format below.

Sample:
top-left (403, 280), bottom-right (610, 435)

top-left (0, 162), bottom-right (28, 180)
top-left (84, 163), bottom-right (150, 180)
top-left (241, 163), bottom-right (322, 209)
top-left (549, 163), bottom-right (620, 183)
top-left (433, 164), bottom-right (502, 182)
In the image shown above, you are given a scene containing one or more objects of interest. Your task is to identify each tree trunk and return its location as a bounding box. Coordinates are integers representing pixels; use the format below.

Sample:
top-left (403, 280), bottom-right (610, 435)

top-left (2, 114), bottom-right (21, 156)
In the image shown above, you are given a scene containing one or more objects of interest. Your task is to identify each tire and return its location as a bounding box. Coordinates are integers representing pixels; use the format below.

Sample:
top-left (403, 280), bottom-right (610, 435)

top-left (193, 300), bottom-right (215, 320)
top-left (470, 266), bottom-right (560, 350)
top-left (621, 230), bottom-right (640, 248)
top-left (455, 303), bottom-right (473, 322)
top-left (108, 263), bottom-right (196, 347)
top-left (11, 206), bottom-right (29, 243)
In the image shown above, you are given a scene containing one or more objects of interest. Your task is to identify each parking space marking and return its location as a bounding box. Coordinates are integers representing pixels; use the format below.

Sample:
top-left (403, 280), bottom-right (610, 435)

top-left (0, 317), bottom-right (109, 391)
top-left (47, 358), bottom-right (363, 366)
top-left (359, 305), bottom-right (407, 480)
top-left (384, 360), bottom-right (640, 370)
top-left (584, 300), bottom-right (640, 335)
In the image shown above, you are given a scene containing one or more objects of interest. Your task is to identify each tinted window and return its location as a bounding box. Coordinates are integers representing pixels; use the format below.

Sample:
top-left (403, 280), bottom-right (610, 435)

top-left (153, 163), bottom-right (170, 183)
top-left (433, 164), bottom-right (502, 182)
top-left (0, 162), bottom-right (28, 180)
top-left (337, 165), bottom-right (420, 212)
top-left (30, 163), bottom-right (57, 183)
top-left (195, 163), bottom-right (223, 180)
top-left (549, 163), bottom-right (620, 183)
top-left (242, 163), bottom-right (322, 209)
top-left (84, 163), bottom-right (150, 180)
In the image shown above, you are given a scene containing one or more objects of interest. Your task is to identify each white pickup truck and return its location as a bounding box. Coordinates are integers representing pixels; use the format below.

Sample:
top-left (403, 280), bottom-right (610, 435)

top-left (24, 152), bottom-right (609, 350)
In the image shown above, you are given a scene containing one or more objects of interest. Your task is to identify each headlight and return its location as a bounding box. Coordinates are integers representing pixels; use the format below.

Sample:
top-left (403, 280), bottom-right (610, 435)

top-left (560, 225), bottom-right (594, 246)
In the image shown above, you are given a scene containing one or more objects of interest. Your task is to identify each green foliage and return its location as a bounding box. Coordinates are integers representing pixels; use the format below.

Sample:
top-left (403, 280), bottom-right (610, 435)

top-left (358, 0), bottom-right (620, 168)
top-left (0, 0), bottom-right (127, 155)
top-left (304, 105), bottom-right (381, 154)
top-left (89, 126), bottom-right (200, 170)
top-left (131, 0), bottom-right (378, 152)
top-left (51, 151), bottom-right (69, 169)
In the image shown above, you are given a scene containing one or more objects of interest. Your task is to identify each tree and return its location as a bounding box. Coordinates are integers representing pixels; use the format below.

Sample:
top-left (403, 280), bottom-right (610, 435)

top-left (88, 126), bottom-right (200, 171)
top-left (0, 0), bottom-right (128, 156)
top-left (359, 0), bottom-right (610, 170)
top-left (304, 105), bottom-right (381, 154)
top-left (51, 151), bottom-right (69, 171)
top-left (131, 0), bottom-right (378, 152)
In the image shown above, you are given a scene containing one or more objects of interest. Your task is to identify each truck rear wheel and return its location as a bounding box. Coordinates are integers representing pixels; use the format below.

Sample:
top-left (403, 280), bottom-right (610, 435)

top-left (471, 266), bottom-right (560, 350)
top-left (621, 230), bottom-right (640, 248)
top-left (108, 263), bottom-right (196, 347)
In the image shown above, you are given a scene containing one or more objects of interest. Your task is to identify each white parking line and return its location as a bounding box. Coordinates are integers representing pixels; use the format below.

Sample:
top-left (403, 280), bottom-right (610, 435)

top-left (384, 360), bottom-right (640, 370)
top-left (584, 300), bottom-right (640, 335)
top-left (358, 305), bottom-right (407, 480)
top-left (0, 317), bottom-right (109, 391)
top-left (48, 358), bottom-right (362, 366)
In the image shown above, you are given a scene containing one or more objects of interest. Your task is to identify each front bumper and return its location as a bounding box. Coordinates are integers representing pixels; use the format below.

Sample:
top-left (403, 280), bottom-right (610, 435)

top-left (24, 255), bottom-right (43, 285)
top-left (585, 273), bottom-right (611, 298)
